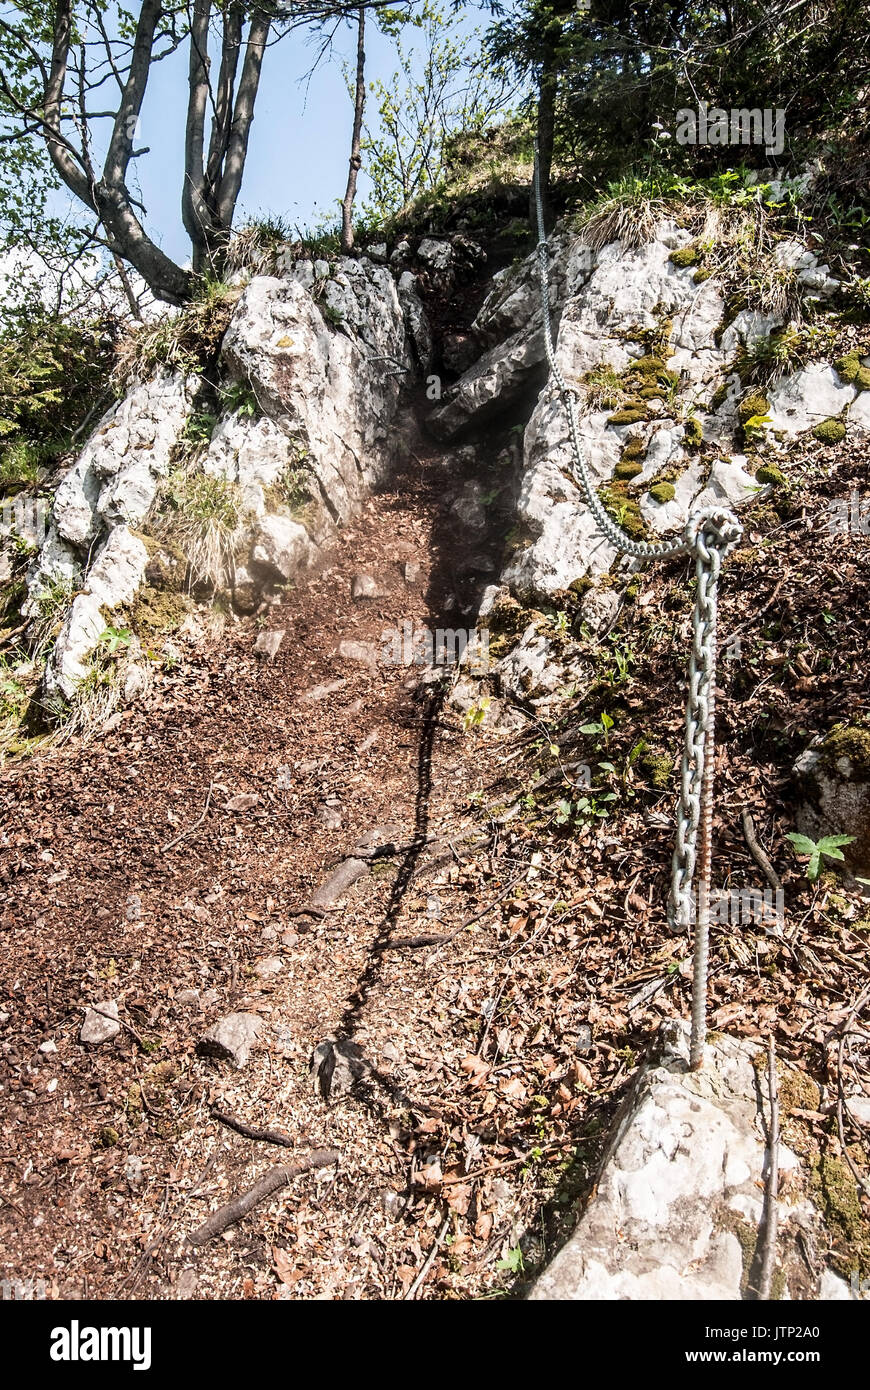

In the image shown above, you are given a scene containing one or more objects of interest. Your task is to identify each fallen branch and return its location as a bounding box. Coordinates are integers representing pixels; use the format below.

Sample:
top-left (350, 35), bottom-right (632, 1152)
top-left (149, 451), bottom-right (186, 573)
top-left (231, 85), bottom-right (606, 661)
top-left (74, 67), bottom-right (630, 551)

top-left (403, 1215), bottom-right (450, 1300)
top-left (741, 809), bottom-right (782, 893)
top-left (160, 782), bottom-right (214, 855)
top-left (378, 873), bottom-right (526, 952)
top-left (211, 1107), bottom-right (295, 1149)
top-left (187, 1150), bottom-right (340, 1246)
top-left (757, 1035), bottom-right (780, 1300)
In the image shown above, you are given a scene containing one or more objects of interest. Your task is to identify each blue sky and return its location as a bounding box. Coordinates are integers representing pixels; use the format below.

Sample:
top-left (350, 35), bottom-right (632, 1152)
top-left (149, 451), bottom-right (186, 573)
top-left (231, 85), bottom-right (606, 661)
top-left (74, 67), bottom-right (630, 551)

top-left (125, 6), bottom-right (486, 265)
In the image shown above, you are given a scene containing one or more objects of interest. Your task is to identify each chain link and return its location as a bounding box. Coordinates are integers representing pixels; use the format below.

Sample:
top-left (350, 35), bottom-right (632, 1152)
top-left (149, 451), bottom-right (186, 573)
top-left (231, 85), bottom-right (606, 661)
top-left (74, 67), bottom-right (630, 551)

top-left (533, 146), bottom-right (742, 1067)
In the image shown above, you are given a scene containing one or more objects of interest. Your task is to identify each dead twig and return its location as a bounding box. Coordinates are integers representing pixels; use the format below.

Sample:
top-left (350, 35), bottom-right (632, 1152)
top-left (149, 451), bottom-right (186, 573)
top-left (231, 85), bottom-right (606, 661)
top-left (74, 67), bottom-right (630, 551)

top-left (187, 1150), bottom-right (340, 1246)
top-left (403, 1215), bottom-right (450, 1300)
top-left (211, 1107), bottom-right (295, 1149)
top-left (758, 1035), bottom-right (780, 1300)
top-left (86, 1004), bottom-right (149, 1052)
top-left (741, 808), bottom-right (782, 893)
top-left (378, 872), bottom-right (526, 952)
top-left (160, 782), bottom-right (214, 854)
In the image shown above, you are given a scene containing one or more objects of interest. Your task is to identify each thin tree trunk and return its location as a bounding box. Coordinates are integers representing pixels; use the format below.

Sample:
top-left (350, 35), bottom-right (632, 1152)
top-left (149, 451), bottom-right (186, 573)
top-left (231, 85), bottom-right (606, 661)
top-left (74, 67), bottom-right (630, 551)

top-left (532, 22), bottom-right (560, 235)
top-left (340, 6), bottom-right (366, 254)
top-left (215, 7), bottom-right (272, 235)
top-left (182, 0), bottom-right (214, 273)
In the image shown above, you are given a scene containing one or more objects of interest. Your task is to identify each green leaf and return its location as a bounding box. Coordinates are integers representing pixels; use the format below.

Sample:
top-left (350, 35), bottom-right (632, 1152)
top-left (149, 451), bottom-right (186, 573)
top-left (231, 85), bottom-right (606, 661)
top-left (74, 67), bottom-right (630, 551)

top-left (785, 832), bottom-right (817, 855)
top-left (817, 834), bottom-right (856, 851)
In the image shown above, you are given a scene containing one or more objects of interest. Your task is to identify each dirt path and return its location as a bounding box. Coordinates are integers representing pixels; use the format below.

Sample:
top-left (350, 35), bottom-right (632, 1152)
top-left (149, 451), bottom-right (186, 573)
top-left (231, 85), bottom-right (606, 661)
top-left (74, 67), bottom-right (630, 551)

top-left (0, 433), bottom-right (523, 1299)
top-left (1, 425), bottom-right (589, 1301)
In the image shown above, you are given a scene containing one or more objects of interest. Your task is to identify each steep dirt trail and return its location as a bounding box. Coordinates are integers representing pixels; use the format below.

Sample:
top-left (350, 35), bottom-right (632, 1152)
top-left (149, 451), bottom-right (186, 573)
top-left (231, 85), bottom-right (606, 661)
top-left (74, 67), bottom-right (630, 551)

top-left (0, 435), bottom-right (513, 1300)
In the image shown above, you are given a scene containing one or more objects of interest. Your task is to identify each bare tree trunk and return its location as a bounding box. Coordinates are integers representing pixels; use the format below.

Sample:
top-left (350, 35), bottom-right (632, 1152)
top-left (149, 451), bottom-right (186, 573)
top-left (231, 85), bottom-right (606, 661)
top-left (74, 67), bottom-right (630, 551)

top-left (215, 8), bottom-right (272, 238)
top-left (340, 7), bottom-right (366, 254)
top-left (182, 0), bottom-right (214, 273)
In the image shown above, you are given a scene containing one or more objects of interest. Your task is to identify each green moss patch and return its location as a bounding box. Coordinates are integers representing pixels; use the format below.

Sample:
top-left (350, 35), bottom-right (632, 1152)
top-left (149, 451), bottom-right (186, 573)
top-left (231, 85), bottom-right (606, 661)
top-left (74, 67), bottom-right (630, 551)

top-left (614, 459), bottom-right (644, 481)
top-left (639, 747), bottom-right (673, 788)
top-left (608, 406), bottom-right (647, 427)
top-left (620, 434), bottom-right (647, 461)
top-left (835, 354), bottom-right (870, 391)
top-left (812, 418), bottom-right (846, 444)
top-left (647, 481), bottom-right (675, 504)
top-left (737, 390), bottom-right (770, 425)
top-left (669, 244), bottom-right (699, 269)
top-left (821, 722), bottom-right (870, 780)
top-left (755, 463), bottom-right (787, 487)
top-left (810, 1153), bottom-right (870, 1279)
top-left (129, 586), bottom-right (188, 642)
top-left (598, 483), bottom-right (648, 541)
top-left (682, 417), bottom-right (703, 449)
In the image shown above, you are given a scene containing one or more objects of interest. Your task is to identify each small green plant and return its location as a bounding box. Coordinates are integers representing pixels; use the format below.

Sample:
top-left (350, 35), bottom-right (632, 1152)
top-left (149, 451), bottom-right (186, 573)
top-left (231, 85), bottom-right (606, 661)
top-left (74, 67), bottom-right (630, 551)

top-left (785, 831), bottom-right (855, 882)
top-left (321, 303), bottom-right (344, 328)
top-left (98, 625), bottom-right (132, 656)
top-left (462, 696), bottom-right (491, 730)
top-left (496, 1245), bottom-right (525, 1275)
top-left (579, 710), bottom-right (615, 743)
top-left (219, 378), bottom-right (260, 419)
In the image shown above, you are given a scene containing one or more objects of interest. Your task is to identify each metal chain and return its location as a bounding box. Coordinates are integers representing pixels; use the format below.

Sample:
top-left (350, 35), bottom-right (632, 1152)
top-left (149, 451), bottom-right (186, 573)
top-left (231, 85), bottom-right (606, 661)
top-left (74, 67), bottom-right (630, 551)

top-left (533, 147), bottom-right (742, 1067)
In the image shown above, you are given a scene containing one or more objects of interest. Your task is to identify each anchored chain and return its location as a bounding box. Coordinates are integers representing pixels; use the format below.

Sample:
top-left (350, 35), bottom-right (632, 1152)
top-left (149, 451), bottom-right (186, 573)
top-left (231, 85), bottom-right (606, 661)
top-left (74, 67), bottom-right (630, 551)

top-left (533, 148), bottom-right (741, 1067)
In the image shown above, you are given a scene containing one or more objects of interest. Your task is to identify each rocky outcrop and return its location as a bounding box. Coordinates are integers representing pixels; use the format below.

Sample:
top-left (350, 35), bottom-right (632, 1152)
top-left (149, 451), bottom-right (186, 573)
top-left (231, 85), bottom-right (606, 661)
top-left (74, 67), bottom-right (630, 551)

top-left (531, 1021), bottom-right (851, 1301)
top-left (24, 253), bottom-right (420, 705)
top-left (424, 221), bottom-right (859, 603)
top-left (795, 724), bottom-right (870, 876)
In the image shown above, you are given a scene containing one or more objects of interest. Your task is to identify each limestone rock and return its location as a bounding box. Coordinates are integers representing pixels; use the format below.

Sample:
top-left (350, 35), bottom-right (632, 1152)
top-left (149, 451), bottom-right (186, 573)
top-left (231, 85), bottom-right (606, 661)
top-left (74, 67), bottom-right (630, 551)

top-left (350, 573), bottom-right (381, 600)
top-left (767, 365), bottom-right (855, 435)
top-left (254, 628), bottom-right (285, 660)
top-left (45, 526), bottom-right (150, 701)
top-left (334, 638), bottom-right (379, 672)
top-left (310, 1037), bottom-right (367, 1100)
top-left (531, 1022), bottom-right (843, 1301)
top-left (197, 1012), bottom-right (264, 1069)
top-left (80, 1000), bottom-right (120, 1045)
top-left (250, 513), bottom-right (314, 582)
top-left (427, 327), bottom-right (547, 441)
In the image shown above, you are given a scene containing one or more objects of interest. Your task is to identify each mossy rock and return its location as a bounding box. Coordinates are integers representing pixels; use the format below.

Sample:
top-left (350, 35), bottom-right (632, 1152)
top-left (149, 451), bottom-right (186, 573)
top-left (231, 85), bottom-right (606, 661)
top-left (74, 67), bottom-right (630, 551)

top-left (821, 723), bottom-right (870, 780)
top-left (693, 269), bottom-right (713, 284)
top-left (647, 482), bottom-right (675, 504)
top-left (639, 747), bottom-right (673, 789)
top-left (484, 593), bottom-right (530, 639)
top-left (810, 1153), bottom-right (870, 1279)
top-left (129, 585), bottom-right (188, 641)
top-left (755, 463), bottom-right (787, 487)
top-left (608, 407), bottom-right (647, 427)
top-left (568, 576), bottom-right (594, 599)
top-left (834, 354), bottom-right (870, 390)
top-left (668, 244), bottom-right (699, 269)
top-left (682, 416), bottom-right (703, 449)
top-left (614, 459), bottom-right (644, 481)
top-left (598, 483), bottom-right (648, 541)
top-left (620, 434), bottom-right (647, 461)
top-left (737, 390), bottom-right (770, 425)
top-left (630, 354), bottom-right (668, 377)
top-left (812, 418), bottom-right (846, 445)
top-left (638, 385), bottom-right (665, 400)
top-left (709, 381), bottom-right (731, 411)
